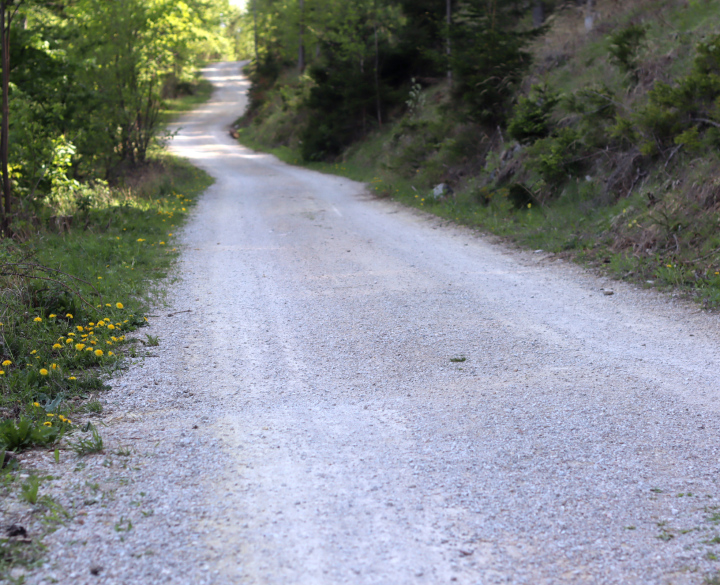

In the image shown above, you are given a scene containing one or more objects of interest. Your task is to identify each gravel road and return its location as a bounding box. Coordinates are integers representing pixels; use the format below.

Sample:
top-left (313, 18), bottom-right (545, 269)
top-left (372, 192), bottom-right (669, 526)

top-left (23, 61), bottom-right (720, 585)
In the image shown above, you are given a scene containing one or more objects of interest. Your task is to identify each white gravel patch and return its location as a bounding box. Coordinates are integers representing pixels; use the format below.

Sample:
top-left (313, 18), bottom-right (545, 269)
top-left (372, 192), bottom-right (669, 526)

top-left (9, 61), bottom-right (720, 585)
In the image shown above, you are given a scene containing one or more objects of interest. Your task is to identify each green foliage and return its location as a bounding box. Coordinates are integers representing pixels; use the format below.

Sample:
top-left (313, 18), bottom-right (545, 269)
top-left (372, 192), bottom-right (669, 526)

top-left (69, 425), bottom-right (104, 457)
top-left (506, 183), bottom-right (536, 209)
top-left (451, 1), bottom-right (539, 125)
top-left (405, 78), bottom-right (426, 118)
top-left (0, 416), bottom-right (62, 452)
top-left (607, 24), bottom-right (647, 80)
top-left (508, 84), bottom-right (560, 144)
top-left (0, 156), bottom-right (212, 421)
top-left (632, 33), bottom-right (720, 155)
top-left (301, 54), bottom-right (378, 160)
top-left (19, 474), bottom-right (41, 505)
top-left (526, 127), bottom-right (583, 186)
top-left (3, 0), bottom-right (233, 220)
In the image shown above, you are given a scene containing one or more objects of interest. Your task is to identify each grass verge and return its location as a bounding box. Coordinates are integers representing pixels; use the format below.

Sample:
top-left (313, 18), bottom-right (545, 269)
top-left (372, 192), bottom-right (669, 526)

top-left (0, 77), bottom-right (213, 580)
top-left (236, 120), bottom-right (720, 309)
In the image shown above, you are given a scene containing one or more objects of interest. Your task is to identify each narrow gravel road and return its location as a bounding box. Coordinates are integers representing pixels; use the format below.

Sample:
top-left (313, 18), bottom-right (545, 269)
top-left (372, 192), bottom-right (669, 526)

top-left (29, 61), bottom-right (720, 585)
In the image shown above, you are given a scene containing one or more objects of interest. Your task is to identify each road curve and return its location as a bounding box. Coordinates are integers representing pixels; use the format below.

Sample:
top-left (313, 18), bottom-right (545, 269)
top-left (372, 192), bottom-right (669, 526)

top-left (172, 61), bottom-right (720, 584)
top-left (32, 61), bottom-right (720, 585)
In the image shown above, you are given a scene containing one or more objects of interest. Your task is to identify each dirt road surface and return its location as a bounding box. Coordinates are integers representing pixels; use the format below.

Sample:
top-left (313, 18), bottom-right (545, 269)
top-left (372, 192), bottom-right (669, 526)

top-left (28, 61), bottom-right (720, 585)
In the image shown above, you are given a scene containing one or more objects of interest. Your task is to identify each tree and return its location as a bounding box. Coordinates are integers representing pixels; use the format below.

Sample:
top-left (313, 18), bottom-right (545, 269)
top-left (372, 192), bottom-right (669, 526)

top-left (451, 0), bottom-right (539, 125)
top-left (0, 0), bottom-right (22, 232)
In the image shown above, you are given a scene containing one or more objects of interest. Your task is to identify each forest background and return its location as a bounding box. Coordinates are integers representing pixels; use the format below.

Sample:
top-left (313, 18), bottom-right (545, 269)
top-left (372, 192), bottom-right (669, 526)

top-left (0, 0), bottom-right (239, 546)
top-left (237, 0), bottom-right (720, 309)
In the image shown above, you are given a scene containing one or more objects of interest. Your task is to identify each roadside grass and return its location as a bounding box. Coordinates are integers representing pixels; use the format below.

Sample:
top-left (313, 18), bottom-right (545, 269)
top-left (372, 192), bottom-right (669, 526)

top-left (0, 79), bottom-right (213, 462)
top-left (0, 74), bottom-right (214, 581)
top-left (1, 155), bottom-right (212, 427)
top-left (236, 121), bottom-right (720, 309)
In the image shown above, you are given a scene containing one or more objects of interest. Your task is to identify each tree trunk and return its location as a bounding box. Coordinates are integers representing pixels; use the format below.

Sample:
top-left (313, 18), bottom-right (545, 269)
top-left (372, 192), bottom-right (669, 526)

top-left (584, 0), bottom-right (595, 31)
top-left (253, 0), bottom-right (259, 61)
top-left (0, 0), bottom-right (11, 234)
top-left (446, 0), bottom-right (452, 84)
top-left (298, 0), bottom-right (305, 73)
top-left (374, 22), bottom-right (381, 126)
top-left (532, 1), bottom-right (545, 27)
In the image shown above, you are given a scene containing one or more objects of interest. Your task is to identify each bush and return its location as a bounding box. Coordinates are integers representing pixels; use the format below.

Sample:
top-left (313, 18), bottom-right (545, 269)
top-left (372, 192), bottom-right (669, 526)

top-left (526, 127), bottom-right (583, 186)
top-left (633, 33), bottom-right (720, 154)
top-left (508, 84), bottom-right (560, 144)
top-left (607, 24), bottom-right (647, 81)
top-left (301, 54), bottom-right (378, 160)
top-left (0, 416), bottom-right (65, 452)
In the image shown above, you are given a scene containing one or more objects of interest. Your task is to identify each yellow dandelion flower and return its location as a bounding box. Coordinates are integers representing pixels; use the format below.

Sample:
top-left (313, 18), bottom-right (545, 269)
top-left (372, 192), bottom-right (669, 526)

top-left (96, 321), bottom-right (105, 328)
top-left (94, 349), bottom-right (104, 357)
top-left (2, 360), bottom-right (11, 366)
top-left (68, 332), bottom-right (75, 337)
top-left (105, 303), bottom-right (111, 307)
top-left (77, 325), bottom-right (84, 332)
top-left (52, 344), bottom-right (62, 349)
top-left (69, 376), bottom-right (77, 381)
top-left (66, 313), bottom-right (73, 319)
top-left (46, 413), bottom-right (54, 417)
top-left (40, 368), bottom-right (49, 376)
top-left (106, 341), bottom-right (113, 345)
top-left (43, 421), bottom-right (52, 427)
top-left (89, 322), bottom-right (95, 327)
top-left (108, 351), bottom-right (114, 356)
top-left (51, 363), bottom-right (58, 370)
top-left (33, 402), bottom-right (40, 407)
top-left (75, 343), bottom-right (86, 351)
top-left (30, 350), bottom-right (37, 355)
top-left (0, 371), bottom-right (4, 375)
top-left (98, 276), bottom-right (102, 280)
top-left (137, 238), bottom-right (145, 242)
top-left (108, 324), bottom-right (115, 330)
top-left (49, 314), bottom-right (57, 318)
top-left (116, 302), bottom-right (124, 309)
top-left (33, 317), bottom-right (42, 322)
top-left (66, 339), bottom-right (73, 344)
top-left (85, 347), bottom-right (92, 352)
top-left (66, 419), bottom-right (72, 424)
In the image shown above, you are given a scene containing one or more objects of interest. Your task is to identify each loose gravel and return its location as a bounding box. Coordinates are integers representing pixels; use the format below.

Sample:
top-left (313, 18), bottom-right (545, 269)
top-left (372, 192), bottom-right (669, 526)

top-left (10, 61), bottom-right (720, 585)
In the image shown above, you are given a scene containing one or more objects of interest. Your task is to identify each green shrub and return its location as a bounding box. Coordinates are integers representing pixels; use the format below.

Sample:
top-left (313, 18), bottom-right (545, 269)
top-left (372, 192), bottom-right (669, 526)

top-left (452, 24), bottom-right (535, 125)
top-left (69, 425), bottom-right (104, 456)
top-left (0, 416), bottom-right (64, 452)
top-left (607, 24), bottom-right (647, 80)
top-left (526, 127), bottom-right (583, 186)
top-left (508, 84), bottom-right (560, 145)
top-left (633, 33), bottom-right (720, 154)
